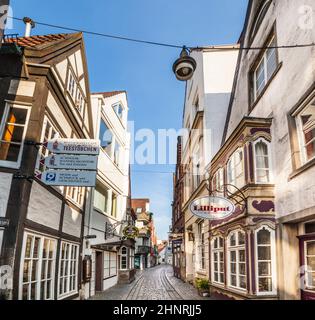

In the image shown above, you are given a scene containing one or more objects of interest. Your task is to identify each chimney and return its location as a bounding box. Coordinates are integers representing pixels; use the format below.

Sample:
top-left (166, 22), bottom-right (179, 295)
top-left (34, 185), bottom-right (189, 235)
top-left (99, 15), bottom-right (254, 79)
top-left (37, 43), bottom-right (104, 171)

top-left (23, 17), bottom-right (35, 37)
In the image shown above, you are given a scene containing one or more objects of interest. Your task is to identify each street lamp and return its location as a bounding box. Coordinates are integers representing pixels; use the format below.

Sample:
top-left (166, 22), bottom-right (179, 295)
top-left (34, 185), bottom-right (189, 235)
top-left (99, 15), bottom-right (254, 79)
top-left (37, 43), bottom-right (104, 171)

top-left (172, 46), bottom-right (197, 81)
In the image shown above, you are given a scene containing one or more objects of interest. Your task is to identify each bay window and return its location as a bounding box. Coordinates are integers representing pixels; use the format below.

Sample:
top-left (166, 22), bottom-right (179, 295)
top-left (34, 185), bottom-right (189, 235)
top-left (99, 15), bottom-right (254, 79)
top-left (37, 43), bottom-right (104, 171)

top-left (296, 101), bottom-right (315, 164)
top-left (0, 103), bottom-right (30, 168)
top-left (227, 230), bottom-right (247, 290)
top-left (254, 138), bottom-right (271, 183)
top-left (212, 237), bottom-right (224, 285)
top-left (305, 241), bottom-right (315, 291)
top-left (255, 226), bottom-right (277, 295)
top-left (227, 148), bottom-right (244, 191)
top-left (58, 242), bottom-right (79, 298)
top-left (20, 233), bottom-right (56, 300)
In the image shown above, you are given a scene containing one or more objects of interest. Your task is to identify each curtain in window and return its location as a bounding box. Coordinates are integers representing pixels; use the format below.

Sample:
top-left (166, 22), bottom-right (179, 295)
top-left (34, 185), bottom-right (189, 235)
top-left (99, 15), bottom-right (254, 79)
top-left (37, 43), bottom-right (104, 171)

top-left (255, 140), bottom-right (270, 183)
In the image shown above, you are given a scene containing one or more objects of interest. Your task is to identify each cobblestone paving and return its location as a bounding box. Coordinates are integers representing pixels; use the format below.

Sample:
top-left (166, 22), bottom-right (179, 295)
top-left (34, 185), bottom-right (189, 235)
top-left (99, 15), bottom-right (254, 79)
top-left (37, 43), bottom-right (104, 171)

top-left (89, 265), bottom-right (213, 300)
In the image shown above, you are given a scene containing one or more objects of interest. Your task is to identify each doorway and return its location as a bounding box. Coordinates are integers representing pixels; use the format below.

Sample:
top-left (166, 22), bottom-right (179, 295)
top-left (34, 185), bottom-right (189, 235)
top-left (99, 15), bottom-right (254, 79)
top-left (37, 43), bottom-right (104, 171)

top-left (95, 251), bottom-right (103, 292)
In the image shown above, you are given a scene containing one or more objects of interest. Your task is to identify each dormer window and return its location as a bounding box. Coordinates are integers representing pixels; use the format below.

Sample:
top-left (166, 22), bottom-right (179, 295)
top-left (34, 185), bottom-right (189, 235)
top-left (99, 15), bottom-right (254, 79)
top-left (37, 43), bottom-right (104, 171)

top-left (113, 103), bottom-right (124, 120)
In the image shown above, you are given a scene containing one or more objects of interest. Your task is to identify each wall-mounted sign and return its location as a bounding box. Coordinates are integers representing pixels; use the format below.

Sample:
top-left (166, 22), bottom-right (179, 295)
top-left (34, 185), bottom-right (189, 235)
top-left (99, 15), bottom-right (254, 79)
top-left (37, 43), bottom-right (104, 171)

top-left (0, 218), bottom-right (9, 228)
top-left (43, 154), bottom-right (98, 170)
top-left (123, 225), bottom-right (139, 239)
top-left (45, 139), bottom-right (100, 155)
top-left (36, 170), bottom-right (97, 187)
top-left (190, 196), bottom-right (235, 221)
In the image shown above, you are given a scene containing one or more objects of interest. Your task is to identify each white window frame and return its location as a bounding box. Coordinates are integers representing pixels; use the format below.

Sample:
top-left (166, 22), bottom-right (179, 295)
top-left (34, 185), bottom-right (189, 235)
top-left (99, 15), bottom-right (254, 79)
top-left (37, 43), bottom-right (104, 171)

top-left (113, 103), bottom-right (124, 120)
top-left (253, 138), bottom-right (273, 184)
top-left (104, 251), bottom-right (117, 279)
top-left (295, 99), bottom-right (315, 165)
top-left (227, 148), bottom-right (245, 191)
top-left (120, 246), bottom-right (128, 271)
top-left (212, 167), bottom-right (224, 196)
top-left (58, 241), bottom-right (79, 299)
top-left (211, 236), bottom-right (225, 286)
top-left (197, 221), bottom-right (206, 272)
top-left (0, 103), bottom-right (31, 169)
top-left (19, 232), bottom-right (57, 300)
top-left (304, 240), bottom-right (315, 291)
top-left (227, 230), bottom-right (247, 292)
top-left (255, 226), bottom-right (277, 296)
top-left (253, 36), bottom-right (277, 101)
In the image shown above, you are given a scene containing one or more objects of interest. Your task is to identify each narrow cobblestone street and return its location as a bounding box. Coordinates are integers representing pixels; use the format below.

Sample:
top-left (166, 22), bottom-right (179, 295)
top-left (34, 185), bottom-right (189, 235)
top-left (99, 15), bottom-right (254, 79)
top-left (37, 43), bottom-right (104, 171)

top-left (89, 265), bottom-right (213, 300)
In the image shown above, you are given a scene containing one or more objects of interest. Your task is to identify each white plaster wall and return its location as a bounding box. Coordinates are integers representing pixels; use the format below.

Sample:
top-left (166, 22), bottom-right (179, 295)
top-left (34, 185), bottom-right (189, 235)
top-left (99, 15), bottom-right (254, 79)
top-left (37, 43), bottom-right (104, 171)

top-left (55, 59), bottom-right (68, 83)
top-left (8, 80), bottom-right (35, 97)
top-left (62, 205), bottom-right (82, 238)
top-left (0, 173), bottom-right (12, 217)
top-left (27, 182), bottom-right (62, 230)
top-left (224, 0), bottom-right (315, 219)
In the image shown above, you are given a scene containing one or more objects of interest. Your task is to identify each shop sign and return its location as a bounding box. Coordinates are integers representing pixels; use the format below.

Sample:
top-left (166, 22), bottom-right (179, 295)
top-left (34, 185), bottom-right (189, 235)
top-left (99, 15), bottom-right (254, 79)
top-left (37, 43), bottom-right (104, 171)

top-left (190, 196), bottom-right (235, 221)
top-left (43, 154), bottom-right (98, 170)
top-left (123, 225), bottom-right (139, 239)
top-left (45, 139), bottom-right (100, 155)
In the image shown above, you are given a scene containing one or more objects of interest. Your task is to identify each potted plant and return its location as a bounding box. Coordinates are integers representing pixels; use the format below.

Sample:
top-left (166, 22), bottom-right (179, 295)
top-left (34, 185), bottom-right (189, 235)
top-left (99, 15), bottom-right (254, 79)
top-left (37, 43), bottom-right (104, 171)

top-left (195, 278), bottom-right (210, 297)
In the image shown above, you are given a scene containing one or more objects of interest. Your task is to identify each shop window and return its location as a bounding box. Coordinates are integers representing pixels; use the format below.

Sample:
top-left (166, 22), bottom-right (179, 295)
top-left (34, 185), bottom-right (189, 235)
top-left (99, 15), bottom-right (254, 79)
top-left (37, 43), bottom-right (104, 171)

top-left (20, 233), bottom-right (56, 300)
top-left (250, 34), bottom-right (279, 105)
top-left (296, 100), bottom-right (315, 164)
top-left (212, 237), bottom-right (224, 285)
top-left (255, 226), bottom-right (277, 295)
top-left (227, 148), bottom-right (245, 192)
top-left (58, 242), bottom-right (79, 298)
top-left (254, 138), bottom-right (272, 183)
top-left (227, 230), bottom-right (247, 290)
top-left (0, 103), bottom-right (30, 168)
top-left (104, 251), bottom-right (117, 279)
top-left (305, 241), bottom-right (315, 291)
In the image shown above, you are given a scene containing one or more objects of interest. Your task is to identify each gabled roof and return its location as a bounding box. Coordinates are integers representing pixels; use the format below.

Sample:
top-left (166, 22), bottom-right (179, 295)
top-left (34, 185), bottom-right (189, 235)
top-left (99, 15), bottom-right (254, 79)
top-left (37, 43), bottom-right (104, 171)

top-left (3, 33), bottom-right (69, 48)
top-left (92, 91), bottom-right (126, 98)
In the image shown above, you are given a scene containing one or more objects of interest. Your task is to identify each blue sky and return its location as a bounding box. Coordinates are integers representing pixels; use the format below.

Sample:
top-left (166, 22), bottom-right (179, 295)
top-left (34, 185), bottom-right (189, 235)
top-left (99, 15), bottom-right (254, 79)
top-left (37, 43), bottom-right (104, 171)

top-left (9, 0), bottom-right (248, 239)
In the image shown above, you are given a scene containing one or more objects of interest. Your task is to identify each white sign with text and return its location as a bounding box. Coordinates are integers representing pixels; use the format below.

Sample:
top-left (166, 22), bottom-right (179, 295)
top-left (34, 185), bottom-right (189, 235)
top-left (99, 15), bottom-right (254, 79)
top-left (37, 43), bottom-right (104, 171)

top-left (43, 154), bottom-right (98, 170)
top-left (45, 139), bottom-right (100, 155)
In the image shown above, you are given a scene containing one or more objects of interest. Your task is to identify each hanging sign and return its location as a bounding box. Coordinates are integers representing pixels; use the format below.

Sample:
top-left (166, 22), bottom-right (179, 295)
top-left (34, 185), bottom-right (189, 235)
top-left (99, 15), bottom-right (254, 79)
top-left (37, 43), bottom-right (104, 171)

top-left (36, 170), bottom-right (97, 187)
top-left (43, 154), bottom-right (98, 170)
top-left (190, 196), bottom-right (235, 221)
top-left (45, 139), bottom-right (100, 155)
top-left (123, 225), bottom-right (139, 239)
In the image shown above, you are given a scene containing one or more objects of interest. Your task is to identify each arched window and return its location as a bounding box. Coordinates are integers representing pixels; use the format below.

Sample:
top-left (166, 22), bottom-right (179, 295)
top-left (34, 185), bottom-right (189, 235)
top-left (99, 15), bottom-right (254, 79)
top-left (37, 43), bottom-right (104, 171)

top-left (227, 230), bottom-right (247, 290)
top-left (211, 236), bottom-right (224, 285)
top-left (248, 0), bottom-right (273, 44)
top-left (120, 246), bottom-right (128, 270)
top-left (254, 138), bottom-right (271, 183)
top-left (227, 148), bottom-right (244, 190)
top-left (255, 226), bottom-right (277, 295)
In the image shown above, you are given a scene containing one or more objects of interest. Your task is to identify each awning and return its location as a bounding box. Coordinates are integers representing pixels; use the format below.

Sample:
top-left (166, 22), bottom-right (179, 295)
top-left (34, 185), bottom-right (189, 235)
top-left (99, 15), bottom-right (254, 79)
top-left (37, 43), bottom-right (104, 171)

top-left (91, 238), bottom-right (135, 251)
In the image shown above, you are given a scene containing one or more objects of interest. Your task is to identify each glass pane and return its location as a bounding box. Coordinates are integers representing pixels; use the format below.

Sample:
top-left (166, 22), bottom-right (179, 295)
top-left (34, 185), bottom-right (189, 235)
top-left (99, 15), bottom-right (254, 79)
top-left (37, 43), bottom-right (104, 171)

top-left (22, 284), bottom-right (29, 300)
top-left (214, 262), bottom-right (218, 272)
top-left (214, 252), bottom-right (218, 263)
top-left (267, 49), bottom-right (277, 80)
top-left (40, 281), bottom-right (45, 300)
top-left (33, 238), bottom-right (40, 258)
top-left (43, 239), bottom-right (49, 258)
top-left (258, 246), bottom-right (271, 260)
top-left (47, 261), bottom-right (52, 278)
top-left (305, 140), bottom-right (315, 161)
top-left (220, 252), bottom-right (224, 262)
top-left (258, 262), bottom-right (272, 276)
top-left (220, 273), bottom-right (224, 284)
top-left (239, 250), bottom-right (246, 262)
top-left (41, 260), bottom-right (47, 280)
top-left (307, 257), bottom-right (315, 270)
top-left (231, 262), bottom-right (236, 274)
top-left (0, 141), bottom-right (20, 162)
top-left (7, 108), bottom-right (28, 125)
top-left (258, 229), bottom-right (271, 245)
top-left (307, 242), bottom-right (315, 256)
top-left (31, 283), bottom-right (36, 300)
top-left (239, 263), bottom-right (246, 276)
top-left (23, 260), bottom-right (30, 282)
top-left (219, 238), bottom-right (224, 248)
top-left (305, 223), bottom-right (315, 234)
top-left (25, 236), bottom-right (33, 258)
top-left (231, 275), bottom-right (237, 287)
top-left (230, 234), bottom-right (236, 247)
top-left (214, 238), bottom-right (218, 249)
top-left (46, 280), bottom-right (51, 299)
top-left (214, 273), bottom-right (218, 282)
top-left (31, 260), bottom-right (38, 281)
top-left (2, 124), bottom-right (24, 143)
top-left (259, 277), bottom-right (272, 292)
top-left (49, 241), bottom-right (54, 259)
top-left (256, 169), bottom-right (269, 183)
top-left (238, 232), bottom-right (245, 245)
top-left (240, 276), bottom-right (246, 289)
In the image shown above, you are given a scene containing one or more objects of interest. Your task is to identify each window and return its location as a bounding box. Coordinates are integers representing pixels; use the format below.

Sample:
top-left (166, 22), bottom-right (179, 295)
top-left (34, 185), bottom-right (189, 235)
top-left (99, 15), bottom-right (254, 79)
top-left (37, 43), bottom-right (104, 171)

top-left (296, 101), bottom-right (315, 164)
top-left (129, 249), bottom-right (135, 270)
top-left (251, 35), bottom-right (278, 103)
top-left (113, 103), bottom-right (124, 119)
top-left (94, 184), bottom-right (110, 214)
top-left (305, 241), bottom-right (315, 291)
top-left (255, 226), bottom-right (277, 295)
top-left (76, 89), bottom-right (85, 114)
top-left (58, 242), bottom-right (79, 298)
top-left (66, 186), bottom-right (85, 207)
top-left (254, 139), bottom-right (271, 183)
top-left (21, 233), bottom-right (56, 300)
top-left (99, 119), bottom-right (113, 156)
top-left (212, 168), bottom-right (224, 196)
top-left (227, 148), bottom-right (244, 191)
top-left (114, 141), bottom-right (121, 167)
top-left (136, 208), bottom-right (142, 214)
top-left (0, 104), bottom-right (30, 167)
top-left (305, 222), bottom-right (315, 234)
top-left (212, 237), bottom-right (224, 285)
top-left (104, 252), bottom-right (117, 279)
top-left (228, 230), bottom-right (247, 290)
top-left (67, 70), bottom-right (77, 100)
top-left (120, 247), bottom-right (128, 270)
top-left (197, 222), bottom-right (206, 271)
top-left (111, 193), bottom-right (118, 218)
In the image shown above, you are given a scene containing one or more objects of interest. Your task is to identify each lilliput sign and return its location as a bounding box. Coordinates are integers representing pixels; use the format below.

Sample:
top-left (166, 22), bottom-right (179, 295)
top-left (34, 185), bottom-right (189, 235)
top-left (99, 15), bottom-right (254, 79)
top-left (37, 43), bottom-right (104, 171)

top-left (190, 196), bottom-right (235, 221)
